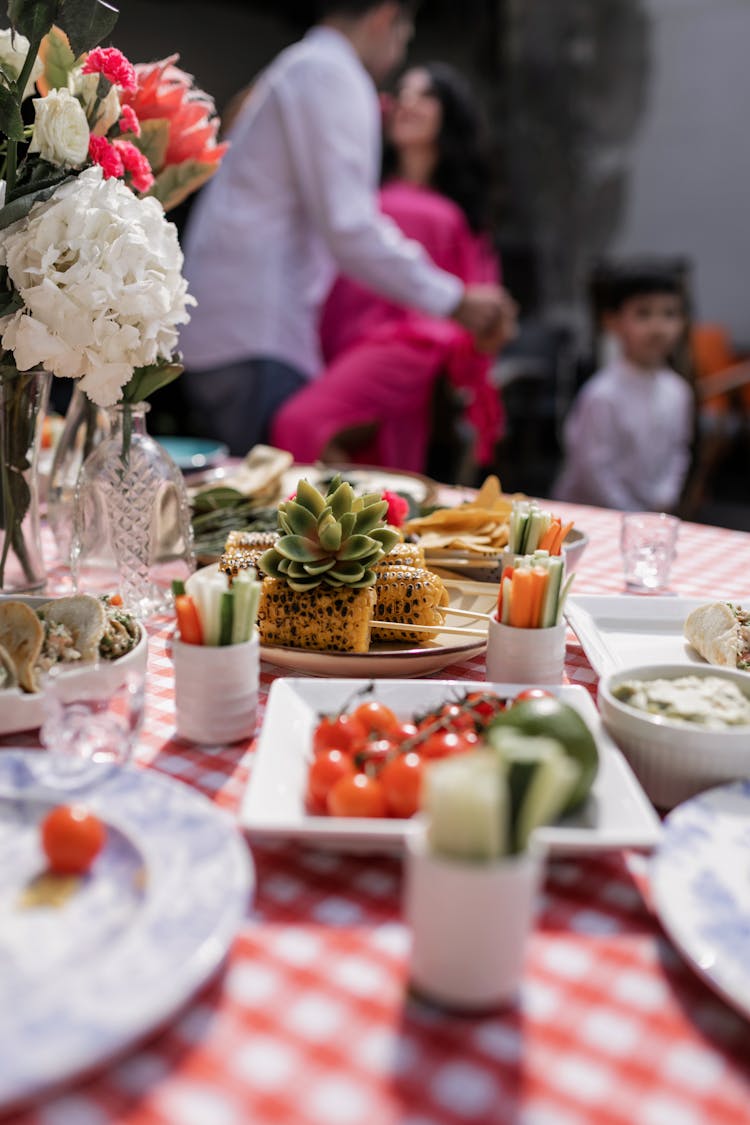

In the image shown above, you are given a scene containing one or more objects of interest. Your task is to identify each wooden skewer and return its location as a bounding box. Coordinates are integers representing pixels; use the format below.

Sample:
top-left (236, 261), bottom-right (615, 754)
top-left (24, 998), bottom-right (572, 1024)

top-left (439, 577), bottom-right (501, 595)
top-left (371, 620), bottom-right (487, 639)
top-left (443, 606), bottom-right (493, 621)
top-left (422, 556), bottom-right (503, 568)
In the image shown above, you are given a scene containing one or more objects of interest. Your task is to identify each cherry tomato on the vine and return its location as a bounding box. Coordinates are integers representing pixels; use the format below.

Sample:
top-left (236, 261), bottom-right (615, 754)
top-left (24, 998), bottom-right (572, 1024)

top-left (41, 805), bottom-right (107, 875)
top-left (312, 712), bottom-right (367, 756)
top-left (465, 691), bottom-right (505, 722)
top-left (380, 752), bottom-right (424, 818)
top-left (418, 729), bottom-right (477, 759)
top-left (391, 720), bottom-right (419, 744)
top-left (355, 737), bottom-right (399, 773)
top-left (513, 688), bottom-right (555, 705)
top-left (307, 748), bottom-right (355, 805)
top-left (438, 703), bottom-right (477, 733)
top-left (352, 701), bottom-right (400, 738)
top-left (327, 772), bottom-right (388, 818)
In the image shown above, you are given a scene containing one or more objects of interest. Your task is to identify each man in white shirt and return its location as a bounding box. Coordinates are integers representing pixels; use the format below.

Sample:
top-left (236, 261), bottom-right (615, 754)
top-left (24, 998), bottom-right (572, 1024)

top-left (553, 265), bottom-right (694, 512)
top-left (180, 0), bottom-right (515, 454)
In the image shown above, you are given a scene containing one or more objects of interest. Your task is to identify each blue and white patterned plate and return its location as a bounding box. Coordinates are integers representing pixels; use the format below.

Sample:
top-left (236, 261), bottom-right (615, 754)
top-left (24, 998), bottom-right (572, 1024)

top-left (0, 752), bottom-right (253, 1111)
top-left (651, 781), bottom-right (750, 1020)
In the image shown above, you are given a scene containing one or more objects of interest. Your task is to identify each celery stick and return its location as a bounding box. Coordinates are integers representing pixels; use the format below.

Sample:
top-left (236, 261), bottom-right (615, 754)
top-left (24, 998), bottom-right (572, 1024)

top-left (501, 575), bottom-right (513, 624)
top-left (556, 571), bottom-right (577, 625)
top-left (219, 590), bottom-right (235, 645)
top-left (232, 570), bottom-right (261, 643)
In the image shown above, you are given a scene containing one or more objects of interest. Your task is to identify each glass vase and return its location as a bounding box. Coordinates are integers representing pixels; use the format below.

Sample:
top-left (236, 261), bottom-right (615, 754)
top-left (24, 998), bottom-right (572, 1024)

top-left (0, 364), bottom-right (51, 594)
top-left (71, 402), bottom-right (195, 618)
top-left (47, 385), bottom-right (110, 565)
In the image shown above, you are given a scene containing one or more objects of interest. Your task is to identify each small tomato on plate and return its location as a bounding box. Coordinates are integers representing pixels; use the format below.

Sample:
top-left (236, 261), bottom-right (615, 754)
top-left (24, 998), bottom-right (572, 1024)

top-left (41, 805), bottom-right (107, 875)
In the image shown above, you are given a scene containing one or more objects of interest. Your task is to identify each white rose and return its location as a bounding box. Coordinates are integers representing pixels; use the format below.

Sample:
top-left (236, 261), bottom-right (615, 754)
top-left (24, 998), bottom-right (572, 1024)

top-left (68, 68), bottom-right (121, 136)
top-left (0, 28), bottom-right (43, 99)
top-left (28, 89), bottom-right (90, 168)
top-left (1, 167), bottom-right (195, 405)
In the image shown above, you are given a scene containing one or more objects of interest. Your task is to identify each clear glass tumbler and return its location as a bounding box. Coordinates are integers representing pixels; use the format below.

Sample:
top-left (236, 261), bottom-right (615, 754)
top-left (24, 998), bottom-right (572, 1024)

top-left (620, 512), bottom-right (680, 592)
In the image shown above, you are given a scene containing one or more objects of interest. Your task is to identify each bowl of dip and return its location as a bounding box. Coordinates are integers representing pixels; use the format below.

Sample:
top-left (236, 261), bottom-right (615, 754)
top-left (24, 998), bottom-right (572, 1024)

top-left (598, 663), bottom-right (750, 809)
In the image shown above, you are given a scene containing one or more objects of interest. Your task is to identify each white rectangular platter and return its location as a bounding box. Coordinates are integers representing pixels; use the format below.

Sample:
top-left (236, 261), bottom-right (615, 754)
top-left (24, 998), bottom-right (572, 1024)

top-left (565, 595), bottom-right (720, 678)
top-left (240, 678), bottom-right (661, 856)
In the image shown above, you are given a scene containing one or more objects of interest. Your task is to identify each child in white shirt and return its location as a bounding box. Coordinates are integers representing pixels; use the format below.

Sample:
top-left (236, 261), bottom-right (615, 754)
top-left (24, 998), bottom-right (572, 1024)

top-left (554, 266), bottom-right (694, 511)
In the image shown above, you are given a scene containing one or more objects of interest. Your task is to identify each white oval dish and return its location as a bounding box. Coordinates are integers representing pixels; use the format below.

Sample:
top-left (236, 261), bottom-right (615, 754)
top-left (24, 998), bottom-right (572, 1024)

top-left (0, 597), bottom-right (148, 736)
top-left (598, 662), bottom-right (750, 810)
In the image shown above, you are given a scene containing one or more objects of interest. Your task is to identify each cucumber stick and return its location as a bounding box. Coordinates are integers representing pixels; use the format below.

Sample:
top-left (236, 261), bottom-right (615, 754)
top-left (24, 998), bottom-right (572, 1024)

top-left (231, 570), bottom-right (261, 644)
top-left (219, 591), bottom-right (234, 645)
top-left (490, 730), bottom-right (580, 852)
top-left (185, 563), bottom-right (260, 647)
top-left (425, 751), bottom-right (509, 862)
top-left (540, 557), bottom-right (563, 628)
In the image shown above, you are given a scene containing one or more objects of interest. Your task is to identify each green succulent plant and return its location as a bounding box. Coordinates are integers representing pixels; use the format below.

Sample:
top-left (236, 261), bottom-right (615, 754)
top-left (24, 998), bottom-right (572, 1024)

top-left (259, 476), bottom-right (400, 591)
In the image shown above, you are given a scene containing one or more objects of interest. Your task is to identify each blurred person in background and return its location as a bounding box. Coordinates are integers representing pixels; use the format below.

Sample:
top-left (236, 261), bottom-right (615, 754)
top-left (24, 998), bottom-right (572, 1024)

top-left (272, 62), bottom-right (509, 473)
top-left (179, 0), bottom-right (515, 456)
top-left (553, 263), bottom-right (693, 512)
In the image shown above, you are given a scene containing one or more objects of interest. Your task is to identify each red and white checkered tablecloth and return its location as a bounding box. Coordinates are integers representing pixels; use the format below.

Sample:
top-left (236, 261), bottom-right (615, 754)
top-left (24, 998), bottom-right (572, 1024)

top-left (5, 502), bottom-right (750, 1125)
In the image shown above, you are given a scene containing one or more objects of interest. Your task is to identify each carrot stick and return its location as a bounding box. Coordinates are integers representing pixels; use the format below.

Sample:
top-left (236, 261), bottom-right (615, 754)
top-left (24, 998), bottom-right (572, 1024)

top-left (551, 520), bottom-right (575, 556)
top-left (528, 567), bottom-right (548, 628)
top-left (509, 569), bottom-right (535, 628)
top-left (537, 519), bottom-right (561, 553)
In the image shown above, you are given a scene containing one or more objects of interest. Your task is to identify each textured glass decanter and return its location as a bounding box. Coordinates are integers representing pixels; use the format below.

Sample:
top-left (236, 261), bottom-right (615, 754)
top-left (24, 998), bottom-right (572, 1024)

top-left (71, 402), bottom-right (195, 617)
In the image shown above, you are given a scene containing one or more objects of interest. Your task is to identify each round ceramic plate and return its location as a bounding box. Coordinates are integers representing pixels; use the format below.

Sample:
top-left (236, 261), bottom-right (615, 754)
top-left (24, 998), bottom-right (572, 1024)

top-left (0, 751), bottom-right (252, 1111)
top-left (651, 780), bottom-right (750, 1020)
top-left (260, 585), bottom-right (493, 678)
top-left (157, 436), bottom-right (230, 471)
top-left (0, 597), bottom-right (148, 736)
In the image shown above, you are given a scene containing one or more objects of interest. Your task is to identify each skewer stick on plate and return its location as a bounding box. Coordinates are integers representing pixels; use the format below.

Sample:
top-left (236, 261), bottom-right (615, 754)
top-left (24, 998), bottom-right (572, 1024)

top-left (371, 620), bottom-right (487, 639)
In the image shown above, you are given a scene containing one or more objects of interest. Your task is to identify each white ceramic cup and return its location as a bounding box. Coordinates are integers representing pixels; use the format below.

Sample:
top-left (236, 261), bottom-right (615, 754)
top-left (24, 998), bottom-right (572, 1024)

top-left (620, 512), bottom-right (680, 592)
top-left (173, 635), bottom-right (259, 744)
top-left (405, 827), bottom-right (543, 1010)
top-left (485, 616), bottom-right (566, 684)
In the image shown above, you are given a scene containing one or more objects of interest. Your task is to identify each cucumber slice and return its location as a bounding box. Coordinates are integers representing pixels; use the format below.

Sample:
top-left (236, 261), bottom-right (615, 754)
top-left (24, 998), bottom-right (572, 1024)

top-left (489, 730), bottom-right (580, 852)
top-left (540, 557), bottom-right (563, 628)
top-left (424, 751), bottom-right (508, 862)
top-left (219, 590), bottom-right (235, 646)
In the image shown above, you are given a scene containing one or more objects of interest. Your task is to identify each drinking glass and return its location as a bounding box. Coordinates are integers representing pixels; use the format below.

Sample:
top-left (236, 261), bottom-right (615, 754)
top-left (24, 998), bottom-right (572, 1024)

top-left (620, 512), bottom-right (680, 592)
top-left (36, 664), bottom-right (145, 791)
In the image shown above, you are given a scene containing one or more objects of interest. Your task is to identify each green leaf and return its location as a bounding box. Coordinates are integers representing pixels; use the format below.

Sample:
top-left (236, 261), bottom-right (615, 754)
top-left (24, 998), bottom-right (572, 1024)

top-left (121, 360), bottom-right (183, 404)
top-left (0, 178), bottom-right (74, 230)
top-left (39, 26), bottom-right (78, 90)
top-left (328, 480), bottom-right (355, 520)
top-left (275, 535), bottom-right (326, 563)
top-left (0, 289), bottom-right (23, 318)
top-left (7, 0), bottom-right (57, 44)
top-left (337, 534), bottom-right (376, 562)
top-left (132, 118), bottom-right (169, 173)
top-left (55, 0), bottom-right (119, 58)
top-left (0, 86), bottom-right (25, 141)
top-left (147, 160), bottom-right (220, 213)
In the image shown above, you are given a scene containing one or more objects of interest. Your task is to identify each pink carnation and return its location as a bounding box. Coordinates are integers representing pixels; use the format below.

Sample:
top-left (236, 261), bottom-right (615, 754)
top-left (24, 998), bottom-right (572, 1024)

top-left (382, 490), bottom-right (409, 527)
top-left (118, 104), bottom-right (141, 137)
top-left (88, 135), bottom-right (125, 179)
top-left (82, 47), bottom-right (137, 92)
top-left (114, 139), bottom-right (154, 193)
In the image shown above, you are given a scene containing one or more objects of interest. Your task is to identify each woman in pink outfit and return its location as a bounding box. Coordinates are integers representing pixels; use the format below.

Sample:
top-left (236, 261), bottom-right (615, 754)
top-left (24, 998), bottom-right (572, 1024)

top-left (271, 63), bottom-right (505, 473)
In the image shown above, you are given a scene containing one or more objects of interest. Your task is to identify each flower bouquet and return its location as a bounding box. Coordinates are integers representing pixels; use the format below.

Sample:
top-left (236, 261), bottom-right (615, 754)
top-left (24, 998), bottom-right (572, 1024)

top-left (0, 0), bottom-right (226, 604)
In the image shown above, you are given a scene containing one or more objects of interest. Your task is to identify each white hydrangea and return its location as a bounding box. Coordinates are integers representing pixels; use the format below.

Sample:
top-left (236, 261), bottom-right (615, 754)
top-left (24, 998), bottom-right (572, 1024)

top-left (0, 28), bottom-right (43, 99)
top-left (0, 166), bottom-right (195, 406)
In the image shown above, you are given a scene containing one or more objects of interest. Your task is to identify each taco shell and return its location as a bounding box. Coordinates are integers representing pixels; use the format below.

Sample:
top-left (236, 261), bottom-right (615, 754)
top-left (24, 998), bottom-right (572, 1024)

top-left (37, 595), bottom-right (107, 663)
top-left (0, 602), bottom-right (44, 692)
top-left (684, 602), bottom-right (740, 668)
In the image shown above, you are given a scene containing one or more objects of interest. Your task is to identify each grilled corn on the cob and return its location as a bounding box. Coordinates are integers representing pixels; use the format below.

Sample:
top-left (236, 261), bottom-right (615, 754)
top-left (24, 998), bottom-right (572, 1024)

top-left (257, 577), bottom-right (374, 652)
top-left (372, 567), bottom-right (449, 644)
top-left (377, 542), bottom-right (425, 571)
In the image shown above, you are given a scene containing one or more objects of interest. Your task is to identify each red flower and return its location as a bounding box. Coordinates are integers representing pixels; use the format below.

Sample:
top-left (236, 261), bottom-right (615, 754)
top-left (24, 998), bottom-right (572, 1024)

top-left (114, 140), bottom-right (154, 193)
top-left (88, 135), bottom-right (124, 179)
top-left (118, 104), bottom-right (141, 137)
top-left (382, 490), bottom-right (409, 527)
top-left (82, 47), bottom-right (137, 92)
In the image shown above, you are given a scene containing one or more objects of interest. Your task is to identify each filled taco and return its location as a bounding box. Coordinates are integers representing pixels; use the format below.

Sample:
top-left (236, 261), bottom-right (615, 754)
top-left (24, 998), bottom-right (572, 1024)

top-left (0, 602), bottom-right (45, 692)
top-left (0, 642), bottom-right (17, 690)
top-left (684, 602), bottom-right (750, 671)
top-left (37, 595), bottom-right (107, 671)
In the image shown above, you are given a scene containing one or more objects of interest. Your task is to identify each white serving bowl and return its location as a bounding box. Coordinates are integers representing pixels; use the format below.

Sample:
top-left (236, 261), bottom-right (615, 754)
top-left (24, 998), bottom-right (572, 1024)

top-left (0, 597), bottom-right (148, 736)
top-left (598, 663), bottom-right (750, 810)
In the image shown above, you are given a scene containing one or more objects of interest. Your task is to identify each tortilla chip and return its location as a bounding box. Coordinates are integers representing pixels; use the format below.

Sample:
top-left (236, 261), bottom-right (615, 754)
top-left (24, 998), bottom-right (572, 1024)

top-left (0, 602), bottom-right (44, 693)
